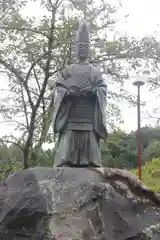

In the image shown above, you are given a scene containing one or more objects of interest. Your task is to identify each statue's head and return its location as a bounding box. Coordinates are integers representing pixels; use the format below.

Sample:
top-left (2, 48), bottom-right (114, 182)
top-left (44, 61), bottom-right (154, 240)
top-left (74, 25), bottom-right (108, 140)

top-left (75, 20), bottom-right (90, 61)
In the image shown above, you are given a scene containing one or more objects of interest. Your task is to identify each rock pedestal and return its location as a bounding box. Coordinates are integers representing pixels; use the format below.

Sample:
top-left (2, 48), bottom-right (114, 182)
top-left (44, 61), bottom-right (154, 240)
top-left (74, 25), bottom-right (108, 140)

top-left (0, 167), bottom-right (159, 239)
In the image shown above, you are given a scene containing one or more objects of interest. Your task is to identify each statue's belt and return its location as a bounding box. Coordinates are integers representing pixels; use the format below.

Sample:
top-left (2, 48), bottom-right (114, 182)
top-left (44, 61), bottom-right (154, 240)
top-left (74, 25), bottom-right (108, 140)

top-left (67, 122), bottom-right (93, 131)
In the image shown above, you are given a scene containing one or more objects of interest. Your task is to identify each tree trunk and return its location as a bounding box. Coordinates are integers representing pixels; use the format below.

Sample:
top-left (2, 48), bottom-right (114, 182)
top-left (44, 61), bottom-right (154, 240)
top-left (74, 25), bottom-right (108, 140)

top-left (23, 148), bottom-right (29, 169)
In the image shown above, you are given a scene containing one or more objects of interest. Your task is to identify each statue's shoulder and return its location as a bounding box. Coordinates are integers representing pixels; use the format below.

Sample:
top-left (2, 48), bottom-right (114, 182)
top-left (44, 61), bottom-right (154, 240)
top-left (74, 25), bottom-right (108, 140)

top-left (89, 65), bottom-right (102, 82)
top-left (61, 65), bottom-right (73, 79)
top-left (65, 64), bottom-right (74, 71)
top-left (91, 65), bottom-right (101, 74)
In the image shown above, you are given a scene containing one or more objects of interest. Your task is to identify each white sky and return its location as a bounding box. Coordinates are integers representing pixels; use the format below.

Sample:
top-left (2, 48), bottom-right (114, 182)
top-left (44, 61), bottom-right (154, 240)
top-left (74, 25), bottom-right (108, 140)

top-left (115, 0), bottom-right (160, 131)
top-left (0, 0), bottom-right (160, 140)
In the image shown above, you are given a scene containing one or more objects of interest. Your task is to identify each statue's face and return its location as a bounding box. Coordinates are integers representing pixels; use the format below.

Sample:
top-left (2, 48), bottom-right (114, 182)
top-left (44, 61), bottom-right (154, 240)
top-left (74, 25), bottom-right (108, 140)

top-left (75, 42), bottom-right (89, 60)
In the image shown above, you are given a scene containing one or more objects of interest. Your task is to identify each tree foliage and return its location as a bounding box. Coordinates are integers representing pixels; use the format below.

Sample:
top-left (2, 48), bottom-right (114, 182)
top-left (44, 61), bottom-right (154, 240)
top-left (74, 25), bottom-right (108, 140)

top-left (143, 139), bottom-right (160, 162)
top-left (132, 158), bottom-right (160, 192)
top-left (102, 126), bottom-right (160, 169)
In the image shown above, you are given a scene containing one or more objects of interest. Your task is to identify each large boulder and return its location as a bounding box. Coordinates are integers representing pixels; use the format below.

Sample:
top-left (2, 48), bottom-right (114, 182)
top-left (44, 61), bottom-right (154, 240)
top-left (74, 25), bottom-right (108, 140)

top-left (0, 167), bottom-right (159, 239)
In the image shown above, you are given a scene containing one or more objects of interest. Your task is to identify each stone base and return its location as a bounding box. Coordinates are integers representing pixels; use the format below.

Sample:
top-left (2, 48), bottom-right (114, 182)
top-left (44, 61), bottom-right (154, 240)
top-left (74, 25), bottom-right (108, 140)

top-left (0, 167), bottom-right (159, 239)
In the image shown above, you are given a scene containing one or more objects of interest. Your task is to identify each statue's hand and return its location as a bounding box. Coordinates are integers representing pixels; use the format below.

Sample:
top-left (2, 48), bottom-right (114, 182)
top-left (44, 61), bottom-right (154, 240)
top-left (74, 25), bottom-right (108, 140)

top-left (66, 90), bottom-right (79, 96)
top-left (67, 86), bottom-right (81, 96)
top-left (66, 90), bottom-right (74, 96)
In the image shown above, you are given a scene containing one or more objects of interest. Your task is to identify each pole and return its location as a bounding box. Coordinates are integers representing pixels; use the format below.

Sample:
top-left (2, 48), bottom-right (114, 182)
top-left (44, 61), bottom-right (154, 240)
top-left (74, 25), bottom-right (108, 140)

top-left (133, 78), bottom-right (145, 180)
top-left (137, 85), bottom-right (142, 180)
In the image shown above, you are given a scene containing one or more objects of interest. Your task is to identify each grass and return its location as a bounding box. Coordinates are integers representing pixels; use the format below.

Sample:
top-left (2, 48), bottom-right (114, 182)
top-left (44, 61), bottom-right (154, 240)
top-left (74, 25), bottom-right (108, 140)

top-left (131, 158), bottom-right (160, 192)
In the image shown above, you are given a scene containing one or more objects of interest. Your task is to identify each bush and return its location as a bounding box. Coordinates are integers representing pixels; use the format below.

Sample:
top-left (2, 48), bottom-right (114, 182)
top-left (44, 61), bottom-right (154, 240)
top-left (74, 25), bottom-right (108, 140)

top-left (131, 158), bottom-right (160, 192)
top-left (0, 159), bottom-right (23, 180)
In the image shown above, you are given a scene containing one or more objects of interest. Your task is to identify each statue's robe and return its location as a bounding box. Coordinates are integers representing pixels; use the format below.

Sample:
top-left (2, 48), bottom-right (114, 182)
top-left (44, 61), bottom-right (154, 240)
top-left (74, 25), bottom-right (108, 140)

top-left (52, 63), bottom-right (108, 167)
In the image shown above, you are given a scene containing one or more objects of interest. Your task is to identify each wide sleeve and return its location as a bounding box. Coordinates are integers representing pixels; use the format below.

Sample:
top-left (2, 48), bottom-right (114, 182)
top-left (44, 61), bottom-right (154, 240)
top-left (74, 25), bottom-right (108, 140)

top-left (52, 71), bottom-right (71, 134)
top-left (93, 70), bottom-right (108, 139)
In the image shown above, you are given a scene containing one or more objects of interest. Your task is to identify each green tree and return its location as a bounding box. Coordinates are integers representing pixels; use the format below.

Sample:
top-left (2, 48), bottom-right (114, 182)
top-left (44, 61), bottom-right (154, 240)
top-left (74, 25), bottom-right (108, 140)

top-left (38, 149), bottom-right (55, 167)
top-left (101, 130), bottom-right (128, 168)
top-left (0, 140), bottom-right (23, 179)
top-left (134, 126), bottom-right (160, 149)
top-left (102, 131), bottom-right (138, 169)
top-left (132, 158), bottom-right (160, 192)
top-left (143, 140), bottom-right (160, 162)
top-left (101, 126), bottom-right (160, 168)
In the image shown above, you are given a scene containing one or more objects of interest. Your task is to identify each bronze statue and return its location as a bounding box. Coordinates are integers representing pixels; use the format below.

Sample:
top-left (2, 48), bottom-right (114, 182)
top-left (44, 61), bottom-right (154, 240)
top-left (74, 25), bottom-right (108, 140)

top-left (52, 20), bottom-right (108, 167)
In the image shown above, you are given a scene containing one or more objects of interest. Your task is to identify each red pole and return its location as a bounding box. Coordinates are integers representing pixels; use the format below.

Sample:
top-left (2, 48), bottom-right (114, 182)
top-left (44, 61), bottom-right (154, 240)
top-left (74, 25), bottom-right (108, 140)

top-left (137, 85), bottom-right (142, 180)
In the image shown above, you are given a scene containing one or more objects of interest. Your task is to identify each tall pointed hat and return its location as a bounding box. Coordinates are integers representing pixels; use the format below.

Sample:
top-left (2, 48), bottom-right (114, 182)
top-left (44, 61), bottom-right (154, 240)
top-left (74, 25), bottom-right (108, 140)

top-left (75, 19), bottom-right (90, 44)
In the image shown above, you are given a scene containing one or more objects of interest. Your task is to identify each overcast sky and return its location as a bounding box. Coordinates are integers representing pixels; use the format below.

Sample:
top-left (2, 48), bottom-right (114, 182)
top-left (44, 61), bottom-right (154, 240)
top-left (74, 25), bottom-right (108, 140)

top-left (0, 0), bottom-right (160, 139)
top-left (115, 0), bottom-right (160, 131)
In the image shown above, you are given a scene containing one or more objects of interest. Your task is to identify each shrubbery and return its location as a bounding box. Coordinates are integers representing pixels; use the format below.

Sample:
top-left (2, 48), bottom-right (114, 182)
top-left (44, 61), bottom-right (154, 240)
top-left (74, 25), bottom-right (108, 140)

top-left (131, 158), bottom-right (160, 192)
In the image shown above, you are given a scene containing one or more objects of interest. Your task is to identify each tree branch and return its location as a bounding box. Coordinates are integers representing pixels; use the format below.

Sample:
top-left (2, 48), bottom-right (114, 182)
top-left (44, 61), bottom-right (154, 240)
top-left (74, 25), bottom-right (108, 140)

top-left (0, 26), bottom-right (49, 38)
top-left (32, 65), bottom-right (46, 120)
top-left (0, 139), bottom-right (24, 152)
top-left (0, 119), bottom-right (27, 129)
top-left (35, 7), bottom-right (56, 110)
top-left (34, 92), bottom-right (55, 152)
top-left (0, 59), bottom-right (34, 109)
top-left (49, 68), bottom-right (62, 77)
top-left (22, 2), bottom-right (58, 167)
top-left (20, 85), bottom-right (29, 130)
top-left (33, 68), bottom-right (41, 93)
top-left (48, 0), bottom-right (63, 9)
top-left (25, 50), bottom-right (53, 84)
